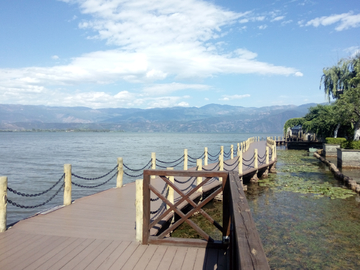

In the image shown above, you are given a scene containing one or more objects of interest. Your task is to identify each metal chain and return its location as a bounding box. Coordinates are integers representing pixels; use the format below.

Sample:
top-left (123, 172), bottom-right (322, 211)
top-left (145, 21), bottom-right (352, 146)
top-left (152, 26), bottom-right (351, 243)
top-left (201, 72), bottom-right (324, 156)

top-left (224, 158), bottom-right (239, 167)
top-left (7, 183), bottom-right (64, 209)
top-left (123, 171), bottom-right (144, 178)
top-left (71, 165), bottom-right (117, 181)
top-left (7, 174), bottom-right (64, 197)
top-left (150, 183), bottom-right (168, 202)
top-left (202, 161), bottom-right (220, 171)
top-left (208, 150), bottom-right (221, 158)
top-left (123, 159), bottom-right (152, 172)
top-left (242, 153), bottom-right (256, 162)
top-left (188, 152), bottom-right (205, 160)
top-left (180, 177), bottom-right (197, 192)
top-left (156, 155), bottom-right (184, 165)
top-left (71, 171), bottom-right (117, 189)
top-left (174, 176), bottom-right (195, 184)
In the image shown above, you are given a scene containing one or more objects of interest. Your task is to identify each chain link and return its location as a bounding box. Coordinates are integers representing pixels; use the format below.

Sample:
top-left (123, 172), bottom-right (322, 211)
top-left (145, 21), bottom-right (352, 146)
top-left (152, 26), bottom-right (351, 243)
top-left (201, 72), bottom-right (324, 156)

top-left (72, 165), bottom-right (117, 181)
top-left (123, 159), bottom-right (152, 172)
top-left (71, 171), bottom-right (117, 188)
top-left (7, 183), bottom-right (64, 209)
top-left (156, 155), bottom-right (184, 165)
top-left (7, 174), bottom-right (64, 197)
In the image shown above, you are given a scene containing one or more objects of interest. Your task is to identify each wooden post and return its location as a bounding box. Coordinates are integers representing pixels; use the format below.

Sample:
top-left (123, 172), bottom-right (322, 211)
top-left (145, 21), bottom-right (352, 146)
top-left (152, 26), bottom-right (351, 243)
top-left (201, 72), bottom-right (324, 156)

top-left (204, 147), bottom-right (208, 166)
top-left (238, 153), bottom-right (243, 176)
top-left (196, 160), bottom-right (203, 193)
top-left (184, 149), bottom-right (188, 170)
top-left (0, 176), bottom-right (7, 232)
top-left (117, 157), bottom-right (123, 188)
top-left (151, 152), bottom-right (156, 179)
top-left (64, 164), bottom-right (72, 206)
top-left (271, 146), bottom-right (275, 161)
top-left (266, 146), bottom-right (269, 164)
top-left (254, 149), bottom-right (258, 170)
top-left (167, 167), bottom-right (174, 209)
top-left (220, 146), bottom-right (224, 161)
top-left (135, 178), bottom-right (143, 242)
top-left (219, 154), bottom-right (224, 182)
top-left (237, 143), bottom-right (240, 156)
top-left (230, 145), bottom-right (234, 160)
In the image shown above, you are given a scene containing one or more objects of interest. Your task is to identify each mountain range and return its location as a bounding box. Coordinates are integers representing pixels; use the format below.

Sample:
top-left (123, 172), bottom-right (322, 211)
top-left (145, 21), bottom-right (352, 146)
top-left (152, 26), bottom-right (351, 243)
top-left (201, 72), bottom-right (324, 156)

top-left (0, 103), bottom-right (316, 133)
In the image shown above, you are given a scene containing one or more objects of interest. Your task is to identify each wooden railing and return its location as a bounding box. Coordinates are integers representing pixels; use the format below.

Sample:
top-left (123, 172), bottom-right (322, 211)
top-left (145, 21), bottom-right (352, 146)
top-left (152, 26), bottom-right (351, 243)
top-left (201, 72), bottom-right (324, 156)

top-left (138, 169), bottom-right (270, 269)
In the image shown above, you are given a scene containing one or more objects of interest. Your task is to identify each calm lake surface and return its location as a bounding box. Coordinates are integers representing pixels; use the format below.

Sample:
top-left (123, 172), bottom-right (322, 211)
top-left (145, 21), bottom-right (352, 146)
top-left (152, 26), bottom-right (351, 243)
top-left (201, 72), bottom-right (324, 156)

top-left (0, 131), bottom-right (278, 225)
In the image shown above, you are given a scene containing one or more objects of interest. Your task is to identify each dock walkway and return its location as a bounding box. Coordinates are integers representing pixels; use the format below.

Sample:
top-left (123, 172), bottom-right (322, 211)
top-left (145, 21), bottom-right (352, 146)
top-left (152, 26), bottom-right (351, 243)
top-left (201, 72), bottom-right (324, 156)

top-left (0, 139), bottom-right (274, 269)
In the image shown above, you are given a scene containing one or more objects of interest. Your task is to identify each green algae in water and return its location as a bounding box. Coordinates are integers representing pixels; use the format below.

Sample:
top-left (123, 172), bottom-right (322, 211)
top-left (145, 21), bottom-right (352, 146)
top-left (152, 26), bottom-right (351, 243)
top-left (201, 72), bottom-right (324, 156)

top-left (258, 150), bottom-right (356, 200)
top-left (248, 149), bottom-right (360, 269)
top-left (170, 200), bottom-right (223, 240)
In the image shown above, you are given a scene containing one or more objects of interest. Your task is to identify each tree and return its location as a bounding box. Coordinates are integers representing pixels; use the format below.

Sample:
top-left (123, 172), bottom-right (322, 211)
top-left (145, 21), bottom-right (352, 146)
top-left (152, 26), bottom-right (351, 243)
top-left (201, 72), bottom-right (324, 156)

top-left (320, 54), bottom-right (360, 140)
top-left (302, 104), bottom-right (338, 139)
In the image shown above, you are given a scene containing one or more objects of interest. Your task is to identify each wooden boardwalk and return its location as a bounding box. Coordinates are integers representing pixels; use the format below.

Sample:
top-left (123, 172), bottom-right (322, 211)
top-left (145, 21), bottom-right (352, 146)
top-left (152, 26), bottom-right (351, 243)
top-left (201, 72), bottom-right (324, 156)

top-left (0, 139), bottom-right (274, 269)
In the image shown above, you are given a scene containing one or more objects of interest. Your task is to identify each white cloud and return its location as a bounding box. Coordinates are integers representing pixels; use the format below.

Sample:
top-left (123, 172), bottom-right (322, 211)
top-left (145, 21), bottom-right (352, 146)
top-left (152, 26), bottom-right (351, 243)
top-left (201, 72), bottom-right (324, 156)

top-left (142, 83), bottom-right (210, 96)
top-left (295, 71), bottom-right (303, 77)
top-left (271, 16), bottom-right (285, 22)
top-left (51, 55), bottom-right (59, 60)
top-left (0, 0), bottom-right (303, 108)
top-left (219, 94), bottom-right (250, 101)
top-left (344, 46), bottom-right (360, 57)
top-left (258, 25), bottom-right (268, 30)
top-left (303, 12), bottom-right (360, 31)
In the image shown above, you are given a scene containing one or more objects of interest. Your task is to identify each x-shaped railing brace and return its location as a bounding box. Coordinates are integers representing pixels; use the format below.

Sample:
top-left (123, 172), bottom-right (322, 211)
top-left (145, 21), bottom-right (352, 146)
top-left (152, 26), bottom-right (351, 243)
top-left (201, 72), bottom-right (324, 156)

top-left (149, 175), bottom-right (223, 242)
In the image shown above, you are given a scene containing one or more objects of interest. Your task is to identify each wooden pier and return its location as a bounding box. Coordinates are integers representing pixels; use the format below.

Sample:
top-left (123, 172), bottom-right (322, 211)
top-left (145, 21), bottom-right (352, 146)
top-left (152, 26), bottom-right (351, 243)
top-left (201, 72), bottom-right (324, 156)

top-left (0, 137), bottom-right (276, 269)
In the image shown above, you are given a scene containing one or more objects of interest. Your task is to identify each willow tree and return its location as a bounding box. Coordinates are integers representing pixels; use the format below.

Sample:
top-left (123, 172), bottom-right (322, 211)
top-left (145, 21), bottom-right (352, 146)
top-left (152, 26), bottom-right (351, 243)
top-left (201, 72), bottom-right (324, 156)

top-left (320, 54), bottom-right (360, 140)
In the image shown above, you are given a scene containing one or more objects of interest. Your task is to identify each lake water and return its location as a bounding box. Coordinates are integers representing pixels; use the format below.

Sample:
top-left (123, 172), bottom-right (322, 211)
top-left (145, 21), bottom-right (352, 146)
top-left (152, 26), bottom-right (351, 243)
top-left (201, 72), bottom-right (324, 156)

top-left (0, 131), bottom-right (279, 225)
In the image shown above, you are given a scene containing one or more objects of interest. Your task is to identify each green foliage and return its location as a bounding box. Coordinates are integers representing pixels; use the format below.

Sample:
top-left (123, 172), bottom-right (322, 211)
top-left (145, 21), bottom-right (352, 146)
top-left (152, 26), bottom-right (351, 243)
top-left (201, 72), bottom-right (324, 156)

top-left (283, 118), bottom-right (305, 134)
top-left (302, 104), bottom-right (338, 138)
top-left (325, 137), bottom-right (347, 144)
top-left (340, 140), bottom-right (360, 149)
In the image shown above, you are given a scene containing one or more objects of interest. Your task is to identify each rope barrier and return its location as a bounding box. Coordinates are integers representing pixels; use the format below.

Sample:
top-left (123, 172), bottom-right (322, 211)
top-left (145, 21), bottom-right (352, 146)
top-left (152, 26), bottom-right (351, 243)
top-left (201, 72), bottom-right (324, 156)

top-left (71, 165), bottom-right (118, 181)
top-left (123, 160), bottom-right (152, 172)
top-left (7, 174), bottom-right (64, 197)
top-left (7, 183), bottom-right (64, 209)
top-left (71, 171), bottom-right (118, 189)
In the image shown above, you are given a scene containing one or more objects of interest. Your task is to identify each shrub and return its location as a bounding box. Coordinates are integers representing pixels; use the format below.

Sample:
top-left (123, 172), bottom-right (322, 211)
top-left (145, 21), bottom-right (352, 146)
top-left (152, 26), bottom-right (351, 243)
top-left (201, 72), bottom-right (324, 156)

top-left (340, 140), bottom-right (360, 149)
top-left (325, 137), bottom-right (347, 144)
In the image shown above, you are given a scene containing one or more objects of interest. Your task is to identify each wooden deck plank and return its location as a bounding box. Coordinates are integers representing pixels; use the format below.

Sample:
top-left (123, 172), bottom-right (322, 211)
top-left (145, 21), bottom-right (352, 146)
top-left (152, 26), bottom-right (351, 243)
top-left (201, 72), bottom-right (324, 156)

top-left (60, 239), bottom-right (107, 269)
top-left (180, 247), bottom-right (199, 270)
top-left (193, 248), bottom-right (206, 270)
top-left (132, 244), bottom-right (158, 270)
top-left (73, 239), bottom-right (113, 269)
top-left (91, 241), bottom-right (132, 270)
top-left (169, 246), bottom-right (188, 270)
top-left (37, 237), bottom-right (89, 269)
top-left (144, 245), bottom-right (168, 270)
top-left (0, 234), bottom-right (55, 269)
top-left (0, 233), bottom-right (41, 262)
top-left (83, 240), bottom-right (121, 270)
top-left (156, 246), bottom-right (177, 270)
top-left (23, 237), bottom-right (78, 270)
top-left (108, 242), bottom-right (140, 270)
top-left (5, 235), bottom-right (67, 270)
top-left (121, 244), bottom-right (148, 270)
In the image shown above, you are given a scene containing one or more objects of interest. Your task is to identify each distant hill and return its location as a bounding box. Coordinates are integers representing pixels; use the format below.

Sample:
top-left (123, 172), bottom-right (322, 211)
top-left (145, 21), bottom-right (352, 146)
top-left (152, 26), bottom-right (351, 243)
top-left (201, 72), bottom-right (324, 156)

top-left (0, 103), bottom-right (317, 133)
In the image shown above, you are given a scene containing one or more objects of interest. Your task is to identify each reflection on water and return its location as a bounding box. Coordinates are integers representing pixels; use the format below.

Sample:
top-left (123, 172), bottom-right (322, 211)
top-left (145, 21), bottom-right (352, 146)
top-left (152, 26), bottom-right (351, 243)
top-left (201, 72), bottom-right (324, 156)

top-left (247, 149), bottom-right (360, 269)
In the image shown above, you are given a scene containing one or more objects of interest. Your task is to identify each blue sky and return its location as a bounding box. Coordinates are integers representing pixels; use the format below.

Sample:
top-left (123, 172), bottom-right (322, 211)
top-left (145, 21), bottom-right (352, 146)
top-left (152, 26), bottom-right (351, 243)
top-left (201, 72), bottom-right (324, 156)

top-left (0, 0), bottom-right (359, 109)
